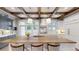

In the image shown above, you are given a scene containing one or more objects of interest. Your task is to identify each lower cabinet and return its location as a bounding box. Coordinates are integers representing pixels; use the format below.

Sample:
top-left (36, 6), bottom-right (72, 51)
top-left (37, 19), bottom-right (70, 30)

top-left (0, 35), bottom-right (16, 49)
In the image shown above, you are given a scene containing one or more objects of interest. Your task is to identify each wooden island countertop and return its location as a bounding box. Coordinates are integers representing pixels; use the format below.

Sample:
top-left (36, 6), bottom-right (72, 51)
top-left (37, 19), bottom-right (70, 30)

top-left (0, 36), bottom-right (76, 43)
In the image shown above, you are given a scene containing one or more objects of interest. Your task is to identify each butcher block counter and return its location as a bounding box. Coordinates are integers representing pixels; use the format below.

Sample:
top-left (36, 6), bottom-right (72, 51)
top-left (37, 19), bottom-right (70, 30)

top-left (0, 35), bottom-right (76, 43)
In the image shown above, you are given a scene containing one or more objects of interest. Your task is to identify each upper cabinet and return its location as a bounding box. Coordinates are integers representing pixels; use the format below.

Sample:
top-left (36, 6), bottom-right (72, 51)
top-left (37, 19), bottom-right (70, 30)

top-left (0, 14), bottom-right (13, 30)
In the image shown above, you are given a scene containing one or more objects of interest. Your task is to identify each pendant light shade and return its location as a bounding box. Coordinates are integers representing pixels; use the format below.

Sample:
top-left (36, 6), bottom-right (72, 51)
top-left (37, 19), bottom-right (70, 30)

top-left (28, 18), bottom-right (33, 23)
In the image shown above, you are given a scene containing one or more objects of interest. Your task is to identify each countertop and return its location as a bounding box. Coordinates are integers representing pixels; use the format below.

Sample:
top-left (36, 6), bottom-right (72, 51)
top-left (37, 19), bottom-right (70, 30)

top-left (0, 36), bottom-right (76, 43)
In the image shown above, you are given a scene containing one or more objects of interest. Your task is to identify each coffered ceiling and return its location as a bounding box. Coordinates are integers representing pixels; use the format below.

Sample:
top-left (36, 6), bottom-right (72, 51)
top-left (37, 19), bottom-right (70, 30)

top-left (0, 7), bottom-right (79, 20)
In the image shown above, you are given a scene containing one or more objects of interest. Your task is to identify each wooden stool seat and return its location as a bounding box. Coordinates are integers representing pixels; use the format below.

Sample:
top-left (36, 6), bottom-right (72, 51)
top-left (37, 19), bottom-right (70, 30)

top-left (47, 43), bottom-right (60, 51)
top-left (31, 43), bottom-right (43, 47)
top-left (10, 43), bottom-right (24, 51)
top-left (31, 43), bottom-right (43, 51)
top-left (48, 43), bottom-right (60, 47)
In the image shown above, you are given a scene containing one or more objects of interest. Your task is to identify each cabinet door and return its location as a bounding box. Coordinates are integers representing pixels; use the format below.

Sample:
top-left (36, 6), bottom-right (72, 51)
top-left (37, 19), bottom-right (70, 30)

top-left (0, 15), bottom-right (13, 30)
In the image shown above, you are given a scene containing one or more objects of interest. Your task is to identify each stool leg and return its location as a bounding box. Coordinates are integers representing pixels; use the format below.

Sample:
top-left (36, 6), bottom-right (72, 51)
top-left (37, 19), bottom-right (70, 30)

top-left (9, 43), bottom-right (12, 51)
top-left (23, 44), bottom-right (25, 51)
top-left (42, 44), bottom-right (43, 51)
top-left (47, 44), bottom-right (49, 51)
top-left (31, 44), bottom-right (32, 51)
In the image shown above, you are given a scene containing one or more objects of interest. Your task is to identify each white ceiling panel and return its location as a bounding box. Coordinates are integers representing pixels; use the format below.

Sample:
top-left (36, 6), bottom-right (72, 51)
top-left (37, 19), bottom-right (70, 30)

top-left (17, 14), bottom-right (27, 18)
top-left (57, 7), bottom-right (74, 12)
top-left (41, 7), bottom-right (56, 12)
top-left (0, 9), bottom-right (16, 19)
top-left (23, 7), bottom-right (38, 12)
top-left (41, 14), bottom-right (49, 17)
top-left (29, 14), bottom-right (38, 17)
top-left (51, 14), bottom-right (62, 18)
top-left (5, 7), bottom-right (22, 12)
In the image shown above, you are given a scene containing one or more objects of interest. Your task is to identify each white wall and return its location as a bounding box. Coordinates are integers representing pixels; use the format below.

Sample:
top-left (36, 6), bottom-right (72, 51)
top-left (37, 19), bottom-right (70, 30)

top-left (63, 12), bottom-right (79, 42)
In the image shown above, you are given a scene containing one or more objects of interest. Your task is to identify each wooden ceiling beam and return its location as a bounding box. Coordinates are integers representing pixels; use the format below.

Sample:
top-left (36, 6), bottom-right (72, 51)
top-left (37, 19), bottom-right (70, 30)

top-left (49, 7), bottom-right (59, 18)
top-left (55, 12), bottom-right (68, 14)
top-left (10, 12), bottom-right (23, 14)
top-left (64, 7), bottom-right (79, 17)
top-left (58, 7), bottom-right (79, 20)
top-left (11, 12), bottom-right (62, 14)
top-left (19, 17), bottom-right (58, 19)
top-left (38, 7), bottom-right (41, 19)
top-left (18, 7), bottom-right (31, 18)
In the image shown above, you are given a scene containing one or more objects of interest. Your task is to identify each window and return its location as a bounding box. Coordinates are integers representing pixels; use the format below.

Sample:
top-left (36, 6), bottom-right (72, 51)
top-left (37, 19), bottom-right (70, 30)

top-left (52, 27), bottom-right (56, 30)
top-left (33, 20), bottom-right (39, 30)
top-left (47, 19), bottom-right (52, 31)
top-left (19, 21), bottom-right (26, 25)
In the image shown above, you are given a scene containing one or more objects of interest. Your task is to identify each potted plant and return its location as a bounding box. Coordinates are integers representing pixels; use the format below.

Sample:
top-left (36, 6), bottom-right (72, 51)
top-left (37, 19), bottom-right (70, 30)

top-left (25, 32), bottom-right (30, 39)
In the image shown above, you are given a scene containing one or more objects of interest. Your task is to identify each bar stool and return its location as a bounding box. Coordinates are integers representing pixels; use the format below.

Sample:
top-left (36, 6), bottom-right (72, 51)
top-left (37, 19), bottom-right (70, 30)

top-left (47, 43), bottom-right (60, 51)
top-left (10, 43), bottom-right (25, 51)
top-left (31, 43), bottom-right (43, 51)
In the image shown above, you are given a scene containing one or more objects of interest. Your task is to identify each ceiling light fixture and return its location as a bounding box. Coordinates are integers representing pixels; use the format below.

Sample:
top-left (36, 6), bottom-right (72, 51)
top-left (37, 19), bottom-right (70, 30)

top-left (28, 18), bottom-right (33, 23)
top-left (46, 18), bottom-right (51, 24)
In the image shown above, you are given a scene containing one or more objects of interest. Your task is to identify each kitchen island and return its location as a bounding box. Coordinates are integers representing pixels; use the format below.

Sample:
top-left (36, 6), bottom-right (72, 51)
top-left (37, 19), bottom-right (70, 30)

top-left (0, 35), bottom-right (76, 51)
top-left (0, 35), bottom-right (76, 43)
